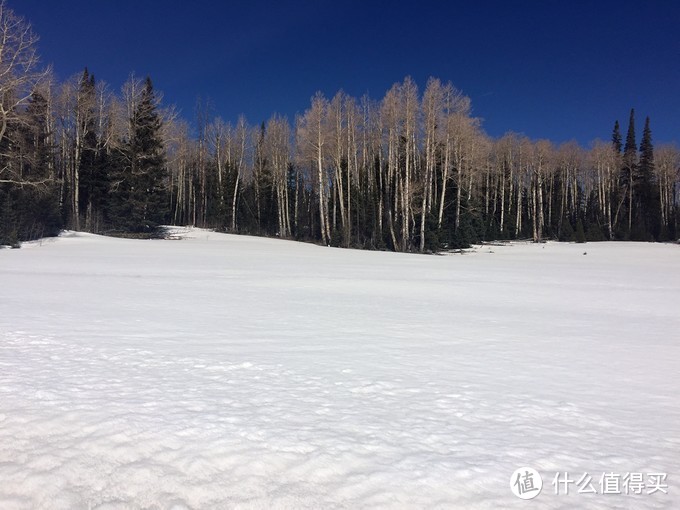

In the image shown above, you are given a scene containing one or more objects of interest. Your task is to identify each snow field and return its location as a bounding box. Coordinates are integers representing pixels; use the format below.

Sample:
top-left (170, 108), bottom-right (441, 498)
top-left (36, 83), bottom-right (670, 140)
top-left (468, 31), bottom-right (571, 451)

top-left (1, 230), bottom-right (679, 509)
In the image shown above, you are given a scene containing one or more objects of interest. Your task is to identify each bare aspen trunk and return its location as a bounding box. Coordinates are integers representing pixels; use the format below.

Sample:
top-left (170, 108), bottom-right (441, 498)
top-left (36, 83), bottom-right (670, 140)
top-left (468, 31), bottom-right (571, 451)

top-left (491, 175), bottom-right (498, 226)
top-left (628, 167), bottom-right (633, 232)
top-left (559, 169), bottom-right (567, 233)
top-left (537, 171), bottom-right (544, 240)
top-left (572, 173), bottom-right (579, 217)
top-left (455, 149), bottom-right (463, 229)
top-left (437, 132), bottom-right (451, 229)
top-left (317, 139), bottom-right (328, 245)
top-left (347, 101), bottom-right (358, 246)
top-left (499, 169), bottom-right (506, 233)
top-left (606, 171), bottom-right (613, 239)
top-left (294, 167), bottom-right (299, 235)
top-left (72, 121), bottom-right (81, 230)
top-left (72, 156), bottom-right (80, 230)
top-left (419, 169), bottom-right (428, 252)
top-left (508, 164), bottom-right (514, 235)
top-left (283, 176), bottom-right (291, 237)
top-left (231, 123), bottom-right (246, 232)
top-left (403, 154), bottom-right (410, 250)
top-left (515, 174), bottom-right (522, 237)
top-left (231, 165), bottom-right (241, 232)
top-left (191, 183), bottom-right (196, 226)
top-left (174, 159), bottom-right (183, 225)
top-left (377, 151), bottom-right (384, 239)
top-left (547, 173), bottom-right (553, 228)
top-left (484, 166), bottom-right (490, 216)
top-left (531, 178), bottom-right (538, 241)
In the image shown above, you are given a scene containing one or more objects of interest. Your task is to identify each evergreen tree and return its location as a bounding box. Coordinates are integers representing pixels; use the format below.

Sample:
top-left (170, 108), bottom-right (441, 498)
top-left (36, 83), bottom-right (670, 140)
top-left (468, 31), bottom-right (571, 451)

top-left (635, 116), bottom-right (659, 238)
top-left (623, 109), bottom-right (637, 167)
top-left (638, 117), bottom-right (653, 164)
top-left (111, 77), bottom-right (168, 233)
top-left (620, 108), bottom-right (637, 235)
top-left (77, 69), bottom-right (109, 231)
top-left (574, 218), bottom-right (586, 243)
top-left (612, 120), bottom-right (622, 153)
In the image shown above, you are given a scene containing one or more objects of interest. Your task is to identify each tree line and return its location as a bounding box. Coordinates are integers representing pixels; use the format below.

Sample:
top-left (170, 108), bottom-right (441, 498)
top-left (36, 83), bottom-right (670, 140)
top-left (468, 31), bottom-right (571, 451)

top-left (1, 3), bottom-right (679, 250)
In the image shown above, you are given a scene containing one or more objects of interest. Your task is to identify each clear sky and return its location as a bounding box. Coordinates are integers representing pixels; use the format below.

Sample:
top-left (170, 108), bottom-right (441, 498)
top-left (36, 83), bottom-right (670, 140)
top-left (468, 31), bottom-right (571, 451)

top-left (14, 0), bottom-right (680, 146)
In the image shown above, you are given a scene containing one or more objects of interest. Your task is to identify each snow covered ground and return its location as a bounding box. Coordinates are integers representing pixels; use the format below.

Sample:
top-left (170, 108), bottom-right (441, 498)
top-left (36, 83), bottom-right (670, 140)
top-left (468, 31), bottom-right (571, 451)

top-left (1, 230), bottom-right (679, 509)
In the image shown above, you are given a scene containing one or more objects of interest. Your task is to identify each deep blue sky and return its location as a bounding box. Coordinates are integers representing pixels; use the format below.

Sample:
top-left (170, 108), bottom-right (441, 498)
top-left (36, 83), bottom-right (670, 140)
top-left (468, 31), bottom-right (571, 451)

top-left (14, 0), bottom-right (680, 146)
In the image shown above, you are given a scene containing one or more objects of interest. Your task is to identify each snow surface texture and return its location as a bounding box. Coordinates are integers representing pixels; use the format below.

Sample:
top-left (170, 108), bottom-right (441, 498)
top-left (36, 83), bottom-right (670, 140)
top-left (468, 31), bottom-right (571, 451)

top-left (1, 230), bottom-right (679, 509)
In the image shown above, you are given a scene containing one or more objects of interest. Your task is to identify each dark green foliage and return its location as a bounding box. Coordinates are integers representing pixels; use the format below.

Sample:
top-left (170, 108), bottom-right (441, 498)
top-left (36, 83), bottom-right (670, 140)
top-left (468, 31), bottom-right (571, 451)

top-left (558, 216), bottom-right (575, 242)
top-left (417, 213), bottom-right (441, 252)
top-left (454, 202), bottom-right (485, 249)
top-left (659, 221), bottom-right (676, 243)
top-left (110, 77), bottom-right (168, 233)
top-left (612, 120), bottom-right (622, 154)
top-left (329, 227), bottom-right (343, 247)
top-left (77, 69), bottom-right (110, 231)
top-left (634, 116), bottom-right (660, 239)
top-left (574, 219), bottom-right (586, 243)
top-left (0, 183), bottom-right (61, 245)
top-left (623, 109), bottom-right (637, 164)
top-left (585, 222), bottom-right (606, 241)
top-left (616, 108), bottom-right (637, 236)
top-left (0, 89), bottom-right (62, 245)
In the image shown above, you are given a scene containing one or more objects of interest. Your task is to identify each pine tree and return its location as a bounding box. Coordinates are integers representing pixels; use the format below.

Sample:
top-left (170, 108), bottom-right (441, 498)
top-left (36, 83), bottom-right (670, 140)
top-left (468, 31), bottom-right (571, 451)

top-left (112, 77), bottom-right (168, 234)
top-left (612, 120), bottom-right (622, 153)
top-left (77, 69), bottom-right (108, 232)
top-left (638, 117), bottom-right (654, 185)
top-left (636, 116), bottom-right (659, 238)
top-left (621, 108), bottom-right (637, 234)
top-left (623, 109), bottom-right (637, 168)
top-left (574, 218), bottom-right (586, 243)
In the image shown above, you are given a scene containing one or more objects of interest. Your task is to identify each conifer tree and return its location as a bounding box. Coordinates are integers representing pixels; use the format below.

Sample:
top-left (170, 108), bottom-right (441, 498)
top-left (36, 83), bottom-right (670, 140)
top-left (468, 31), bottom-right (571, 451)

top-left (111, 77), bottom-right (168, 233)
top-left (622, 108), bottom-right (637, 233)
top-left (636, 116), bottom-right (659, 238)
top-left (623, 110), bottom-right (637, 166)
top-left (638, 117), bottom-right (654, 186)
top-left (612, 120), bottom-right (622, 153)
top-left (77, 69), bottom-right (108, 231)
